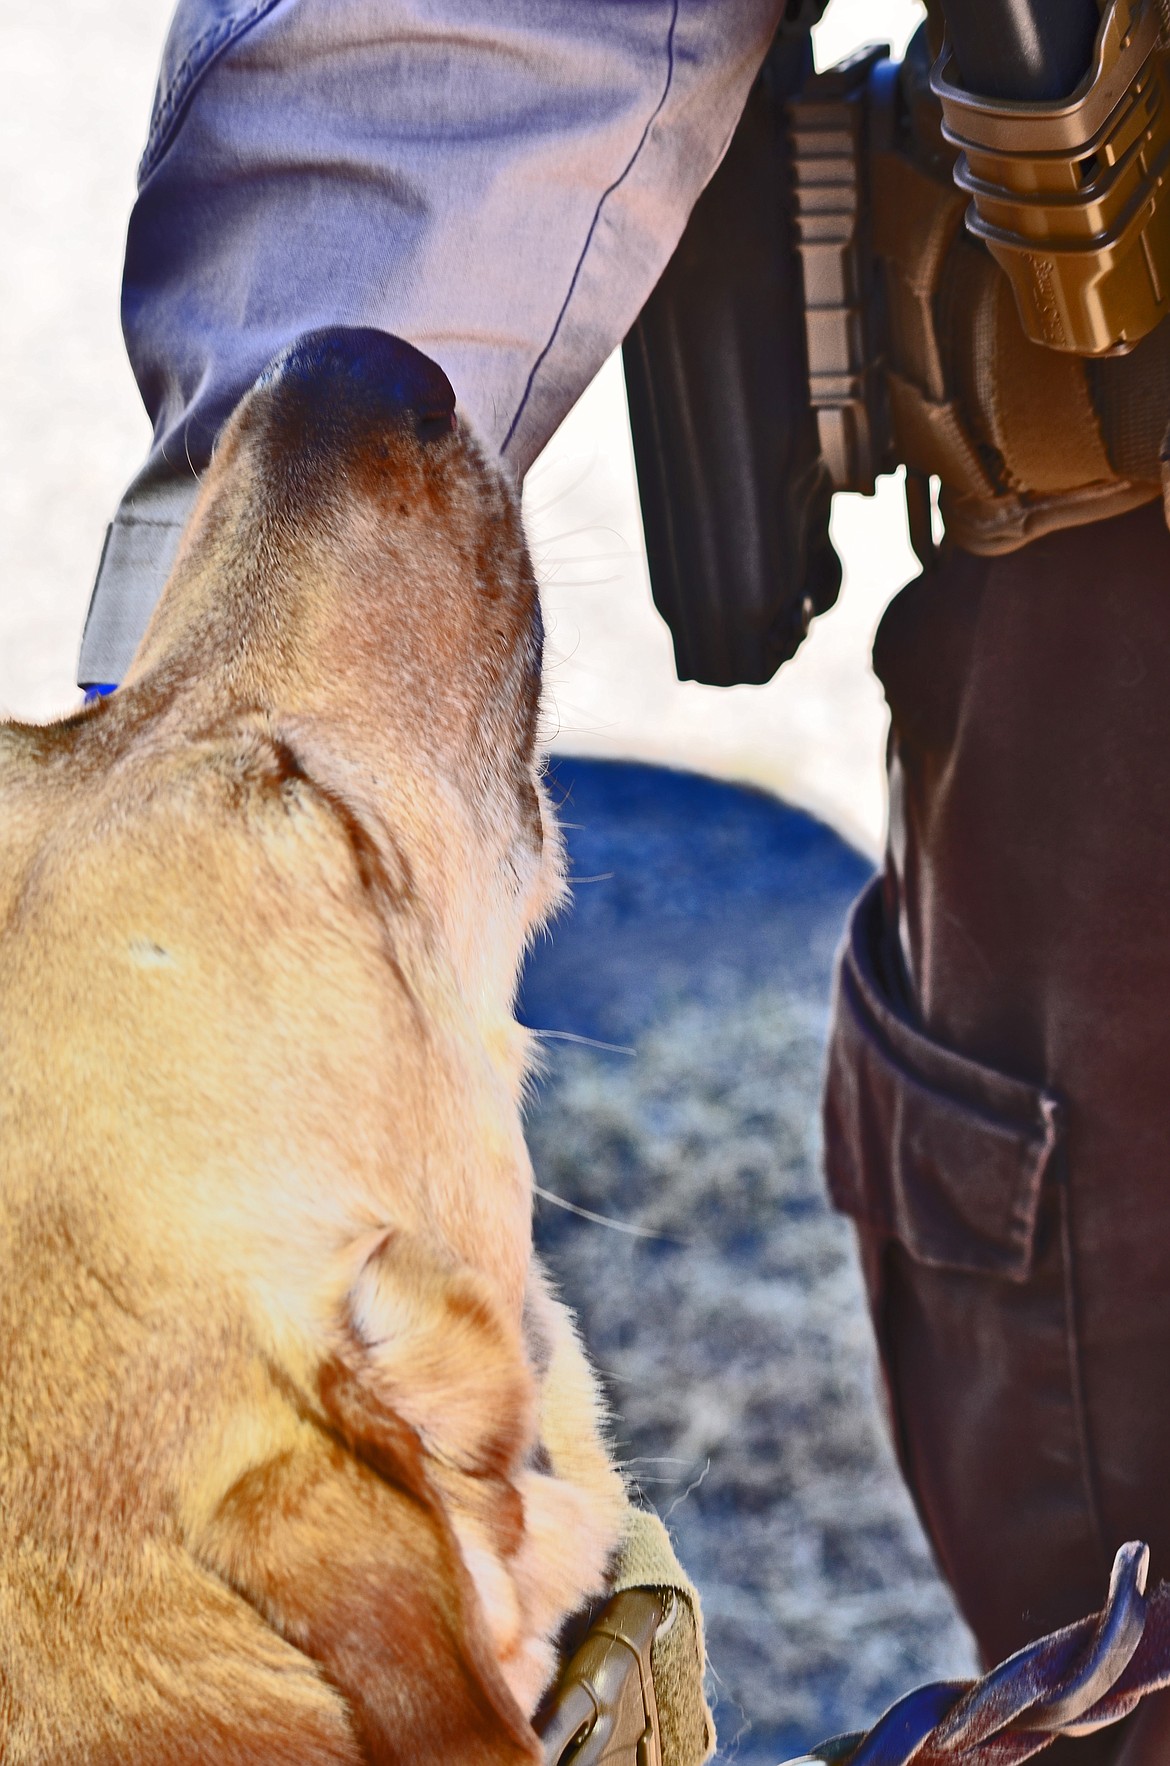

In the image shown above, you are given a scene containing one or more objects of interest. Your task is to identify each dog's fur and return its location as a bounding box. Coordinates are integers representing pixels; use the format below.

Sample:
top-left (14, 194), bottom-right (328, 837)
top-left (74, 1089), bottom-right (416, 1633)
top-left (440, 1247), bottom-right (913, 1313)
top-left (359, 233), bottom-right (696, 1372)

top-left (0, 335), bottom-right (627, 1763)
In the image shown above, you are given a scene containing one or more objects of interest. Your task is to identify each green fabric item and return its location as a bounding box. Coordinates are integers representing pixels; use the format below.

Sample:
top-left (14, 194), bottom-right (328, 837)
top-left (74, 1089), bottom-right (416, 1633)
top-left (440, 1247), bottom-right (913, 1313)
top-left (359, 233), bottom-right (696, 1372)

top-left (612, 1507), bottom-right (715, 1765)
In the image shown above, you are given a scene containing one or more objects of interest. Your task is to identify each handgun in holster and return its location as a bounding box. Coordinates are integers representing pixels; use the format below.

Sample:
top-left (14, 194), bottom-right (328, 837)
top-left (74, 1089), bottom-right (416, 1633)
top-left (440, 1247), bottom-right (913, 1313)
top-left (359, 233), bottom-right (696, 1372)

top-left (623, 0), bottom-right (1170, 689)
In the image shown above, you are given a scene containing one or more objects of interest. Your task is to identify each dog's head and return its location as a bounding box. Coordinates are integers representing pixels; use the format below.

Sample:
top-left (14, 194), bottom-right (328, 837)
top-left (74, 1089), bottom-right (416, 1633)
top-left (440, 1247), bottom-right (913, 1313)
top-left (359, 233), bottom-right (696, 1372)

top-left (125, 327), bottom-right (563, 995)
top-left (0, 334), bottom-right (626, 1764)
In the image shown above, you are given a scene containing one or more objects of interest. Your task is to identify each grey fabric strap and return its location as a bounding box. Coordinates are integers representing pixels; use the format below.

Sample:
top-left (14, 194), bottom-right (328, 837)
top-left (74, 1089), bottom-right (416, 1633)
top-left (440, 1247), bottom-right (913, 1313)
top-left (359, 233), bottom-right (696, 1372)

top-left (78, 471), bottom-right (199, 686)
top-left (612, 1507), bottom-right (715, 1765)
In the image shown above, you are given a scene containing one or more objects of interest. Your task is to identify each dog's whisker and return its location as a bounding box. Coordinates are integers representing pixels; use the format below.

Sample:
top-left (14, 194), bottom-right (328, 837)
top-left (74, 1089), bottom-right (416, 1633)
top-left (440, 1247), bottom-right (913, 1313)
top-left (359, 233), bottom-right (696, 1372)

top-left (522, 450), bottom-right (602, 516)
top-left (532, 1183), bottom-right (683, 1243)
top-left (542, 570), bottom-right (625, 588)
top-left (542, 631), bottom-right (584, 669)
top-left (536, 700), bottom-right (623, 735)
top-left (537, 698), bottom-right (564, 743)
top-left (663, 1458), bottom-right (712, 1519)
top-left (537, 551), bottom-right (632, 566)
top-left (544, 723), bottom-right (625, 741)
top-left (534, 553), bottom-right (628, 583)
top-left (532, 523), bottom-right (629, 549)
top-left (621, 1457), bottom-right (697, 1465)
top-left (529, 1027), bottom-right (635, 1055)
top-left (565, 872), bottom-right (613, 885)
top-left (616, 1475), bottom-right (688, 1485)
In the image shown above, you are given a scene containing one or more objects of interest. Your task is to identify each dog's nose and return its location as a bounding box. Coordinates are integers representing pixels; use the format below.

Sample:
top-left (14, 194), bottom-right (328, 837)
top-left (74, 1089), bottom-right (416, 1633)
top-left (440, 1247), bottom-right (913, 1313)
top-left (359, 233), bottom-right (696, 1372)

top-left (264, 327), bottom-right (456, 443)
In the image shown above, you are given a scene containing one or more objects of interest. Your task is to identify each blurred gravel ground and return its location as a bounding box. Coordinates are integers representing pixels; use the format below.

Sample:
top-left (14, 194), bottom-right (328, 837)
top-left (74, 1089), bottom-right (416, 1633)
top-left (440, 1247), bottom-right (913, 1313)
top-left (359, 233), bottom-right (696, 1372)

top-left (521, 758), bottom-right (978, 1764)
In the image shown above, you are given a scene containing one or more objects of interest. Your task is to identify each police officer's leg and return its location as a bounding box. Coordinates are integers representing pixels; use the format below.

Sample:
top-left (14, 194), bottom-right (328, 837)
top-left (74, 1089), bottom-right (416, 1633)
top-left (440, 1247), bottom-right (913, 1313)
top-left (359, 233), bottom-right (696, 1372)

top-left (825, 498), bottom-right (1170, 1760)
top-left (81, 0), bottom-right (786, 689)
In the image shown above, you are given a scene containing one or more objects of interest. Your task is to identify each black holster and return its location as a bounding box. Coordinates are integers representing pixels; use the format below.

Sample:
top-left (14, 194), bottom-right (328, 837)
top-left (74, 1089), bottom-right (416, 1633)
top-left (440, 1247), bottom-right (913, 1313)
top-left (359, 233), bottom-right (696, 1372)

top-left (625, 3), bottom-right (1170, 690)
top-left (622, 29), bottom-right (840, 689)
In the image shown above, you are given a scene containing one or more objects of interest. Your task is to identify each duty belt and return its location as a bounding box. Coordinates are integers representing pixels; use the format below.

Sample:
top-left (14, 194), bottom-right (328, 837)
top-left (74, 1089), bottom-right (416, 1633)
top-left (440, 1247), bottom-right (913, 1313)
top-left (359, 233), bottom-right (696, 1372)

top-left (622, 1), bottom-right (1170, 686)
top-left (789, 0), bottom-right (1170, 563)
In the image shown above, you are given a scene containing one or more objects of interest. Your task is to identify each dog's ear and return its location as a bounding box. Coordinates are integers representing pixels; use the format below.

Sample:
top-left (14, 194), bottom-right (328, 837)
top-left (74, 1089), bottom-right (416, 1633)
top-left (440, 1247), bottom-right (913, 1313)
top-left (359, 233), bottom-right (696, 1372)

top-left (200, 1388), bottom-right (540, 1766)
top-left (343, 1228), bottom-right (536, 1477)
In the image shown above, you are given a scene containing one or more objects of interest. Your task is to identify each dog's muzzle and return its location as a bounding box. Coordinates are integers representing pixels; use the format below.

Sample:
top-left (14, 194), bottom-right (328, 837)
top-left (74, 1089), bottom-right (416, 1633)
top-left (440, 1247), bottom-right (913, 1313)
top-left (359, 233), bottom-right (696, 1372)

top-left (260, 325), bottom-right (457, 446)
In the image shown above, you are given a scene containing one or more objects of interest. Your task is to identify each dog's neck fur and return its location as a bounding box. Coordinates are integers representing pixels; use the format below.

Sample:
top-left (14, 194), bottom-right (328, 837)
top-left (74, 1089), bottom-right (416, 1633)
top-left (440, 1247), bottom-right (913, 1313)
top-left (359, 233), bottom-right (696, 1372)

top-left (121, 425), bottom-right (562, 1084)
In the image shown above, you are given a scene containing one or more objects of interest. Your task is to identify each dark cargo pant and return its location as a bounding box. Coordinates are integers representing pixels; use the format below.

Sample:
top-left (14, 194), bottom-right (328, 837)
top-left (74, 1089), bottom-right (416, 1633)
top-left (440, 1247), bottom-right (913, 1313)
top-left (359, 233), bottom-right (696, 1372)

top-left (823, 500), bottom-right (1170, 1763)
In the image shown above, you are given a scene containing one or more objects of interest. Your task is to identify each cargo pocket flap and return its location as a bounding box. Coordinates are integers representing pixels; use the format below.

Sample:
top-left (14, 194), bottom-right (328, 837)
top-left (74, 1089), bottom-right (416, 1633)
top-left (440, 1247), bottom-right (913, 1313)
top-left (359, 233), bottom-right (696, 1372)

top-left (824, 879), bottom-right (1063, 1280)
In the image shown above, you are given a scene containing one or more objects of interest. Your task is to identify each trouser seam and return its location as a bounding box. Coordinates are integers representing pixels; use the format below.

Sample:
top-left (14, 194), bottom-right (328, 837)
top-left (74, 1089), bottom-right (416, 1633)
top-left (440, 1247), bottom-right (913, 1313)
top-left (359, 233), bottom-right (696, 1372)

top-left (500, 0), bottom-right (680, 455)
top-left (1057, 1172), bottom-right (1111, 1580)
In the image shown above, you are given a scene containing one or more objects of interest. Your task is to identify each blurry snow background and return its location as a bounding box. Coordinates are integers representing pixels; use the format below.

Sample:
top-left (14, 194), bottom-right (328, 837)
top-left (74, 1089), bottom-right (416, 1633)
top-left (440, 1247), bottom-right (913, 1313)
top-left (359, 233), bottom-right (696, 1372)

top-left (0, 1), bottom-right (981, 1759)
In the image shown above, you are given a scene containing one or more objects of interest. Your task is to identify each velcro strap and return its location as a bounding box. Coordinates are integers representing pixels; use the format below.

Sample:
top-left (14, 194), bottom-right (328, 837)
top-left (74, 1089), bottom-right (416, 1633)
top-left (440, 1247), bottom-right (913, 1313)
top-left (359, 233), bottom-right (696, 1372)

top-left (974, 254), bottom-right (1115, 494)
top-left (885, 372), bottom-right (996, 501)
top-left (612, 1508), bottom-right (715, 1766)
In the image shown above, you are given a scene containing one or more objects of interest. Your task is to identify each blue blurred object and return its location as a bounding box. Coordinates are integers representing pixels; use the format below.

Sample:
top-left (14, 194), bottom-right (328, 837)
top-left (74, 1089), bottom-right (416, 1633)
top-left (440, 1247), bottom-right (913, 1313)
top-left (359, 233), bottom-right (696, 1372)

top-left (519, 757), bottom-right (871, 1048)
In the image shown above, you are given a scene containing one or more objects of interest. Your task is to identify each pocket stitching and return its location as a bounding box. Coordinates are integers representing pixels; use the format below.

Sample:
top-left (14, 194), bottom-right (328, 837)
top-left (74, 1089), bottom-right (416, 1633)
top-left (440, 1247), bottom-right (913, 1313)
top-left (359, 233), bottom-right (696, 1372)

top-left (825, 879), bottom-right (1065, 1280)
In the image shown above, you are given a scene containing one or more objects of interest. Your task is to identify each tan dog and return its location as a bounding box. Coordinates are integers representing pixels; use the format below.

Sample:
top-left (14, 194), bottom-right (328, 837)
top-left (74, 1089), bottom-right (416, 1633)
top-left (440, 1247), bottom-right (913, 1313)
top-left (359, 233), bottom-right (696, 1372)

top-left (0, 329), bottom-right (627, 1764)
